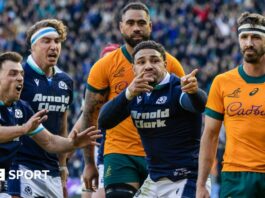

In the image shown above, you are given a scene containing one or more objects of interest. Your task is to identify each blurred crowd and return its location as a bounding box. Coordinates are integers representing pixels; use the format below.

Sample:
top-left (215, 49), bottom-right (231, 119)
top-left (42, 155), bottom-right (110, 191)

top-left (0, 0), bottom-right (264, 193)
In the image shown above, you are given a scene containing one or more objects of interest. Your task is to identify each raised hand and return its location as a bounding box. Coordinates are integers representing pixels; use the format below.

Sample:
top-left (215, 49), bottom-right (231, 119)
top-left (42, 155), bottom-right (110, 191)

top-left (127, 71), bottom-right (154, 99)
top-left (23, 109), bottom-right (48, 134)
top-left (70, 126), bottom-right (102, 148)
top-left (181, 68), bottom-right (198, 94)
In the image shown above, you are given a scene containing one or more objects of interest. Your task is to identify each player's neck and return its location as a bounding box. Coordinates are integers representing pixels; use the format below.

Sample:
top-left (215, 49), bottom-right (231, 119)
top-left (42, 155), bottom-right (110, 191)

top-left (243, 57), bottom-right (265, 77)
top-left (0, 95), bottom-right (13, 106)
top-left (33, 58), bottom-right (54, 77)
top-left (41, 66), bottom-right (54, 77)
top-left (125, 43), bottom-right (134, 55)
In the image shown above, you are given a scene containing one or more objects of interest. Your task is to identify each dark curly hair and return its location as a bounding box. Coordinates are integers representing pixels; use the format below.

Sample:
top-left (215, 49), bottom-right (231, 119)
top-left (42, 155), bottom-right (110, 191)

top-left (132, 40), bottom-right (166, 63)
top-left (237, 12), bottom-right (265, 27)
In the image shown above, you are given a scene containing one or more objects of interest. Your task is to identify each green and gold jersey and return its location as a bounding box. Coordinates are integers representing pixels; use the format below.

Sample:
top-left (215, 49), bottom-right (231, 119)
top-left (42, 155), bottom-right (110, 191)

top-left (206, 65), bottom-right (265, 173)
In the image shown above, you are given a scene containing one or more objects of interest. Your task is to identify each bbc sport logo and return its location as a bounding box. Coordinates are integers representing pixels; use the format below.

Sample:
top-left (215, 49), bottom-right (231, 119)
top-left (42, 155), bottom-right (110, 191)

top-left (0, 168), bottom-right (49, 181)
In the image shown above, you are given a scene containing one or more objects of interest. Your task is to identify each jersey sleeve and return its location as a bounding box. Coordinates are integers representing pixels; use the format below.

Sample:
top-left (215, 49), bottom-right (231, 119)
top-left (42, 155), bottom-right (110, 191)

top-left (205, 75), bottom-right (224, 120)
top-left (19, 100), bottom-right (45, 136)
top-left (67, 78), bottom-right (74, 105)
top-left (165, 52), bottom-right (185, 77)
top-left (179, 89), bottom-right (207, 113)
top-left (27, 124), bottom-right (45, 137)
top-left (86, 57), bottom-right (110, 93)
top-left (98, 90), bottom-right (131, 129)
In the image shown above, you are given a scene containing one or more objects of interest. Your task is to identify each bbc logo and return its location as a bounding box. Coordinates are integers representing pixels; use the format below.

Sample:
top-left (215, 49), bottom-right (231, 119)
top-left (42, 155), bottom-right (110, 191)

top-left (0, 169), bottom-right (5, 181)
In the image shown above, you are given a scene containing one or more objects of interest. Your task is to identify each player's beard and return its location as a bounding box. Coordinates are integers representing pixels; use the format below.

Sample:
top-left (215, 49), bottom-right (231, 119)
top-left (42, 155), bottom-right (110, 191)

top-left (122, 33), bottom-right (150, 47)
top-left (242, 46), bottom-right (265, 63)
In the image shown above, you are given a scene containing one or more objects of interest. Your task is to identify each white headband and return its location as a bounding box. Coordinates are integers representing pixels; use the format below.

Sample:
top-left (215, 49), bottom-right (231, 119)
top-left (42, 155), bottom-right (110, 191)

top-left (238, 23), bottom-right (265, 37)
top-left (30, 27), bottom-right (59, 46)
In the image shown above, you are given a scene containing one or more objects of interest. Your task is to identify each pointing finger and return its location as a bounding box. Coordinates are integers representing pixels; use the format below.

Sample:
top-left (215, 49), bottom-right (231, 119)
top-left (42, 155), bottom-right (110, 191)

top-left (190, 68), bottom-right (198, 77)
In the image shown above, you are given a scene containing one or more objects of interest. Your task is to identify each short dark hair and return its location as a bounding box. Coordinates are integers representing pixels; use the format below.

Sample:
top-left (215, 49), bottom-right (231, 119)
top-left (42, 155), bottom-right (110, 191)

top-left (0, 52), bottom-right (22, 70)
top-left (121, 2), bottom-right (150, 21)
top-left (237, 12), bottom-right (265, 27)
top-left (132, 40), bottom-right (166, 63)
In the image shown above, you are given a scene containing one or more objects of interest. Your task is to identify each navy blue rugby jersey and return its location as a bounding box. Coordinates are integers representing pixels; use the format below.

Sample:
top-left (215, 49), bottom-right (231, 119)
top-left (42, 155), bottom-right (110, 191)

top-left (99, 74), bottom-right (203, 182)
top-left (0, 100), bottom-right (34, 172)
top-left (14, 56), bottom-right (73, 175)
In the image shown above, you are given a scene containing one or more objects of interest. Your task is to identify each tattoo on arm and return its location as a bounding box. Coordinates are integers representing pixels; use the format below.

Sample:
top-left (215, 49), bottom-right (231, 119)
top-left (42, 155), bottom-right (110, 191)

top-left (81, 89), bottom-right (109, 164)
top-left (82, 90), bottom-right (108, 129)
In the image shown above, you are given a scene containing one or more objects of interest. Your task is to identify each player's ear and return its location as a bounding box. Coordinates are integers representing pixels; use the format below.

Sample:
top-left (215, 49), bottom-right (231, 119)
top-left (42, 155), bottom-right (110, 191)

top-left (31, 44), bottom-right (35, 52)
top-left (119, 21), bottom-right (123, 34)
top-left (149, 21), bottom-right (152, 31)
top-left (164, 60), bottom-right (167, 68)
top-left (132, 63), bottom-right (137, 75)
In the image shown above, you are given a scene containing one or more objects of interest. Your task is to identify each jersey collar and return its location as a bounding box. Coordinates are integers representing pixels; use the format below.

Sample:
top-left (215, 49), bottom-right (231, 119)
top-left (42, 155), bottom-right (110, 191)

top-left (121, 45), bottom-right (132, 63)
top-left (153, 72), bottom-right (170, 90)
top-left (0, 100), bottom-right (16, 107)
top-left (27, 55), bottom-right (62, 76)
top-left (238, 64), bottom-right (265, 83)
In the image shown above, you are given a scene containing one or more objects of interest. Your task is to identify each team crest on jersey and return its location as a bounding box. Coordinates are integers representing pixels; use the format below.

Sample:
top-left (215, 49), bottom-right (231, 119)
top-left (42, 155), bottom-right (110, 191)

top-left (24, 185), bottom-right (32, 196)
top-left (156, 96), bottom-right (167, 104)
top-left (137, 96), bottom-right (142, 104)
top-left (34, 79), bottom-right (39, 86)
top-left (58, 81), bottom-right (68, 90)
top-left (15, 109), bottom-right (23, 118)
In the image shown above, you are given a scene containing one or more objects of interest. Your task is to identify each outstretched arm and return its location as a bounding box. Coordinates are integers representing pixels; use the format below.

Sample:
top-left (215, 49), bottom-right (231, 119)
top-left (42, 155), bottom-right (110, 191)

top-left (32, 126), bottom-right (102, 153)
top-left (180, 69), bottom-right (207, 113)
top-left (180, 89), bottom-right (207, 113)
top-left (0, 125), bottom-right (28, 143)
top-left (98, 90), bottom-right (131, 129)
top-left (0, 109), bottom-right (47, 143)
top-left (99, 71), bottom-right (154, 129)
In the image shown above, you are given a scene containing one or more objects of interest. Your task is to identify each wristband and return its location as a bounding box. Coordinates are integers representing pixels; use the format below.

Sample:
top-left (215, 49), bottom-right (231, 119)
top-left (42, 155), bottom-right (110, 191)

top-left (82, 189), bottom-right (93, 192)
top-left (59, 166), bottom-right (68, 171)
top-left (125, 88), bottom-right (134, 100)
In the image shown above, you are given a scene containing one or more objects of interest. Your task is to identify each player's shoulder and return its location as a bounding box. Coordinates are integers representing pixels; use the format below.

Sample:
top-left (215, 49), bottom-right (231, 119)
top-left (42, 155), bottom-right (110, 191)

top-left (165, 52), bottom-right (179, 62)
top-left (165, 51), bottom-right (174, 59)
top-left (15, 99), bottom-right (33, 113)
top-left (94, 48), bottom-right (122, 66)
top-left (54, 66), bottom-right (73, 82)
top-left (215, 67), bottom-right (238, 82)
top-left (169, 73), bottom-right (181, 84)
top-left (23, 62), bottom-right (33, 74)
top-left (16, 99), bottom-right (30, 107)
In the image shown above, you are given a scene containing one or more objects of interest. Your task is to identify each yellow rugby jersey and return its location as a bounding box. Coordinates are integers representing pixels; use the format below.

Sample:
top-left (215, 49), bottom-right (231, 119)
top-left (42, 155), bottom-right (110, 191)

top-left (87, 45), bottom-right (185, 156)
top-left (206, 65), bottom-right (265, 173)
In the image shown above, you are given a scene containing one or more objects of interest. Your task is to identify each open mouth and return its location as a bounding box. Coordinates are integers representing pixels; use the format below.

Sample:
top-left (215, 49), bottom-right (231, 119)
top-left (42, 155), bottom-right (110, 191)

top-left (48, 54), bottom-right (57, 59)
top-left (16, 84), bottom-right (23, 92)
